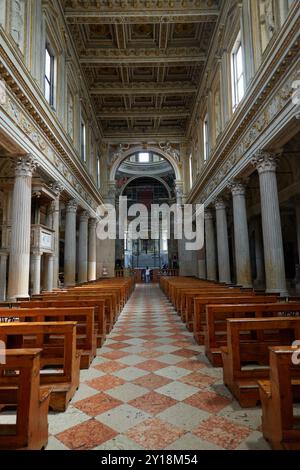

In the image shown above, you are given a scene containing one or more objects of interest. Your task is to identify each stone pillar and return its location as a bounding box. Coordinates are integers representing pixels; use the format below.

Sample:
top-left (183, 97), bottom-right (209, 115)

top-left (78, 211), bottom-right (89, 284)
top-left (252, 151), bottom-right (287, 295)
top-left (296, 205), bottom-right (300, 264)
top-left (31, 250), bottom-right (42, 296)
top-left (50, 183), bottom-right (63, 288)
top-left (254, 218), bottom-right (265, 286)
top-left (215, 198), bottom-right (231, 283)
top-left (88, 218), bottom-right (97, 281)
top-left (45, 254), bottom-right (54, 292)
top-left (175, 182), bottom-right (184, 205)
top-left (197, 248), bottom-right (206, 279)
top-left (0, 252), bottom-right (8, 301)
top-left (64, 199), bottom-right (77, 287)
top-left (7, 155), bottom-right (37, 300)
top-left (97, 185), bottom-right (116, 278)
top-left (204, 209), bottom-right (217, 281)
top-left (228, 182), bottom-right (252, 287)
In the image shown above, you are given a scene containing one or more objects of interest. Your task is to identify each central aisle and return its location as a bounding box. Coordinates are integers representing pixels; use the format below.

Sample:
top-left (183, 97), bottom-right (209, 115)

top-left (47, 284), bottom-right (269, 450)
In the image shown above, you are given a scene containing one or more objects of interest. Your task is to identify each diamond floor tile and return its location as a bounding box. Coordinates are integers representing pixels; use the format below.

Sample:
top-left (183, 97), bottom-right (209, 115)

top-left (46, 283), bottom-right (269, 451)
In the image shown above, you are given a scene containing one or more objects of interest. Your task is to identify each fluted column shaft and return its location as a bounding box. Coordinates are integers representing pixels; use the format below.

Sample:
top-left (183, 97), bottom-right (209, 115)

top-left (0, 253), bottom-right (8, 301)
top-left (252, 151), bottom-right (287, 295)
top-left (64, 200), bottom-right (77, 287)
top-left (31, 250), bottom-right (42, 295)
top-left (204, 210), bottom-right (217, 281)
top-left (215, 199), bottom-right (231, 283)
top-left (7, 155), bottom-right (37, 300)
top-left (88, 218), bottom-right (97, 281)
top-left (229, 182), bottom-right (252, 287)
top-left (78, 211), bottom-right (89, 284)
top-left (296, 205), bottom-right (300, 265)
top-left (46, 254), bottom-right (54, 292)
top-left (50, 183), bottom-right (63, 288)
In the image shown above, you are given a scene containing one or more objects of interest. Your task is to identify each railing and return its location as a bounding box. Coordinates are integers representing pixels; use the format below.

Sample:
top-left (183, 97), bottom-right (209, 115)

top-left (115, 269), bottom-right (134, 278)
top-left (158, 269), bottom-right (179, 277)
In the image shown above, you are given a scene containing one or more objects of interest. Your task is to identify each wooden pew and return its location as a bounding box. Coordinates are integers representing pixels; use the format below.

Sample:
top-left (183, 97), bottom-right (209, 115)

top-left (258, 346), bottom-right (300, 450)
top-left (194, 296), bottom-right (279, 345)
top-left (20, 299), bottom-right (106, 347)
top-left (204, 298), bottom-right (281, 364)
top-left (221, 315), bottom-right (300, 407)
top-left (179, 287), bottom-right (243, 321)
top-left (0, 349), bottom-right (51, 450)
top-left (0, 307), bottom-right (96, 369)
top-left (36, 293), bottom-right (117, 331)
top-left (0, 322), bottom-right (80, 411)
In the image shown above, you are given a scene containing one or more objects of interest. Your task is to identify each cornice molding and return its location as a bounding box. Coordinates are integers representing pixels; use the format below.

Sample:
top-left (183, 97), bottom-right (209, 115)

top-left (0, 29), bottom-right (104, 211)
top-left (187, 9), bottom-right (300, 205)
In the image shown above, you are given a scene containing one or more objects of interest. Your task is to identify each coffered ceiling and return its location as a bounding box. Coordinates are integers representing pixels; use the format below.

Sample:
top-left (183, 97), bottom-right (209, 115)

top-left (63, 0), bottom-right (221, 140)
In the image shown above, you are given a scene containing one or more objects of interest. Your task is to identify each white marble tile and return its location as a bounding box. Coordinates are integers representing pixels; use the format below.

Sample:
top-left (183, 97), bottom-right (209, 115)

top-left (95, 404), bottom-right (150, 432)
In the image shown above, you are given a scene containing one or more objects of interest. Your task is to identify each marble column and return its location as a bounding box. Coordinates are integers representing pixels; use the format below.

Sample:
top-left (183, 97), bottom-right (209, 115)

top-left (215, 198), bottom-right (231, 284)
top-left (295, 204), bottom-right (300, 290)
top-left (7, 155), bottom-right (37, 300)
top-left (45, 254), bottom-right (54, 292)
top-left (254, 218), bottom-right (265, 286)
top-left (175, 182), bottom-right (184, 205)
top-left (228, 182), bottom-right (252, 287)
top-left (296, 204), bottom-right (300, 266)
top-left (31, 250), bottom-right (42, 295)
top-left (50, 183), bottom-right (63, 288)
top-left (88, 218), bottom-right (97, 282)
top-left (0, 252), bottom-right (8, 301)
top-left (78, 211), bottom-right (89, 284)
top-left (252, 151), bottom-right (287, 295)
top-left (64, 199), bottom-right (77, 287)
top-left (197, 248), bottom-right (206, 279)
top-left (204, 209), bottom-right (217, 281)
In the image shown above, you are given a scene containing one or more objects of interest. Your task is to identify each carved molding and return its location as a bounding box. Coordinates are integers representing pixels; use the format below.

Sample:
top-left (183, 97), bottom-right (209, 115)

top-left (214, 197), bottom-right (226, 210)
top-left (251, 150), bottom-right (279, 174)
top-left (227, 181), bottom-right (247, 197)
top-left (13, 154), bottom-right (38, 178)
top-left (65, 199), bottom-right (78, 213)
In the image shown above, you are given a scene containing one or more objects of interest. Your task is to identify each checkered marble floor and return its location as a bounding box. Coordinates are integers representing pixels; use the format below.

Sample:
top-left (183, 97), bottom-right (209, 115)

top-left (46, 284), bottom-right (270, 451)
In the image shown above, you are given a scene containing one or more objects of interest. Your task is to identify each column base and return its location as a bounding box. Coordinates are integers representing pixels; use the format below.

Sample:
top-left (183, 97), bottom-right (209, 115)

top-left (266, 288), bottom-right (289, 297)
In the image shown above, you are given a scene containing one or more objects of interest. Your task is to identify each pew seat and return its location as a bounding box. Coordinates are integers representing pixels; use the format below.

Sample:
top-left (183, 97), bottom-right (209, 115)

top-left (221, 316), bottom-right (300, 407)
top-left (0, 322), bottom-right (81, 411)
top-left (0, 349), bottom-right (51, 450)
top-left (258, 346), bottom-right (300, 450)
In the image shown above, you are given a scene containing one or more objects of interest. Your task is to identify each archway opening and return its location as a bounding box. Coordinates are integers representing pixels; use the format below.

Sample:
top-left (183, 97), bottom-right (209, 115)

top-left (114, 152), bottom-right (178, 281)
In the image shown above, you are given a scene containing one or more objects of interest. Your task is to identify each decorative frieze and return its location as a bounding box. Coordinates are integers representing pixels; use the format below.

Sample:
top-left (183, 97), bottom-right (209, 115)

top-left (197, 67), bottom-right (299, 202)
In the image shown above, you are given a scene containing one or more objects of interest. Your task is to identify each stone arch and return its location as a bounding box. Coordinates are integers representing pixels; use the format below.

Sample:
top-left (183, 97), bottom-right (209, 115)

top-left (120, 175), bottom-right (173, 200)
top-left (109, 145), bottom-right (182, 182)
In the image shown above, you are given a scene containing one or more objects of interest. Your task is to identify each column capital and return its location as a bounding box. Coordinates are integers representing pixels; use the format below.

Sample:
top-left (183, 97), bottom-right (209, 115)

top-left (13, 154), bottom-right (38, 177)
top-left (31, 249), bottom-right (42, 258)
top-left (214, 197), bottom-right (226, 211)
top-left (204, 209), bottom-right (214, 220)
top-left (251, 150), bottom-right (279, 174)
top-left (50, 181), bottom-right (64, 197)
top-left (80, 210), bottom-right (90, 222)
top-left (65, 199), bottom-right (77, 214)
top-left (228, 180), bottom-right (247, 197)
top-left (89, 218), bottom-right (98, 229)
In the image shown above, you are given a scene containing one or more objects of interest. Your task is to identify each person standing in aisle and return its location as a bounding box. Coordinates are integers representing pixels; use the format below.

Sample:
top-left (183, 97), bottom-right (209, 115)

top-left (145, 266), bottom-right (151, 283)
